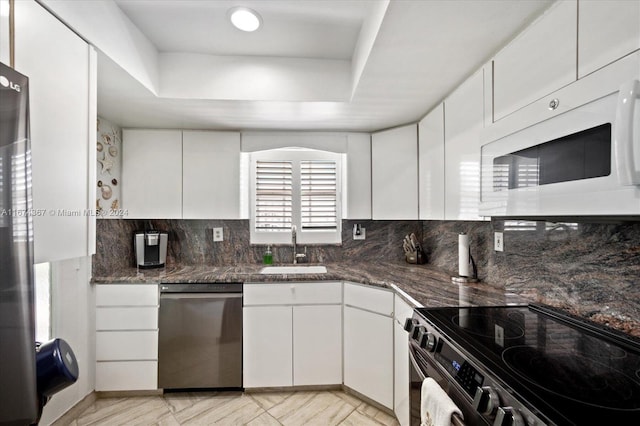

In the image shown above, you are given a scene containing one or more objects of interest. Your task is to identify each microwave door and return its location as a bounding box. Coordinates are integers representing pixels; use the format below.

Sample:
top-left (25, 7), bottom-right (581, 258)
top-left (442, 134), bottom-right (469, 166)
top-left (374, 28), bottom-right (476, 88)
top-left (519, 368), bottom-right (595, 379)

top-left (614, 79), bottom-right (640, 186)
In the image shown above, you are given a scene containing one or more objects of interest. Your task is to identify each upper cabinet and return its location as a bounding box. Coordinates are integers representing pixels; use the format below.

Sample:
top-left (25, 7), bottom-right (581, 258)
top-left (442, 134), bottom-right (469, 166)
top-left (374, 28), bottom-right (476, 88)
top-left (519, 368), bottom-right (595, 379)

top-left (122, 129), bottom-right (183, 219)
top-left (14, 1), bottom-right (97, 263)
top-left (182, 131), bottom-right (241, 219)
top-left (122, 129), bottom-right (244, 219)
top-left (371, 124), bottom-right (418, 220)
top-left (492, 0), bottom-right (577, 122)
top-left (444, 69), bottom-right (486, 221)
top-left (418, 104), bottom-right (445, 220)
top-left (346, 133), bottom-right (372, 219)
top-left (578, 0), bottom-right (640, 78)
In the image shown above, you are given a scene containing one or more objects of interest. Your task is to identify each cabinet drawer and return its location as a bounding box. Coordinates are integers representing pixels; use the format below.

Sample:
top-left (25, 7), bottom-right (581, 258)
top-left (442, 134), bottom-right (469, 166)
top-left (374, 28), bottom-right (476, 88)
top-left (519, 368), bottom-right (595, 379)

top-left (244, 282), bottom-right (342, 306)
top-left (96, 307), bottom-right (158, 331)
top-left (96, 331), bottom-right (158, 360)
top-left (95, 361), bottom-right (157, 391)
top-left (344, 283), bottom-right (393, 316)
top-left (96, 284), bottom-right (158, 306)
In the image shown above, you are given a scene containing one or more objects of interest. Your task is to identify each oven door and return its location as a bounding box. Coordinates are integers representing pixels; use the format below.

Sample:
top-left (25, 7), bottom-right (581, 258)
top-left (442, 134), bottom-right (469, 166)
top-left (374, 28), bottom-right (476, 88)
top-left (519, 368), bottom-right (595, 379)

top-left (480, 80), bottom-right (640, 218)
top-left (409, 342), bottom-right (487, 426)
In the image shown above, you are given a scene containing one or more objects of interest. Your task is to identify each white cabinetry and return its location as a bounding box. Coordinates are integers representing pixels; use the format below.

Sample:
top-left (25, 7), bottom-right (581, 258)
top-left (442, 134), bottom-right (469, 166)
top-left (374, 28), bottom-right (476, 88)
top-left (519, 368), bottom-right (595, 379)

top-left (243, 282), bottom-right (342, 388)
top-left (492, 0), bottom-right (577, 122)
top-left (393, 295), bottom-right (414, 426)
top-left (95, 284), bottom-right (159, 391)
top-left (343, 283), bottom-right (394, 409)
top-left (444, 69), bottom-right (485, 221)
top-left (578, 0), bottom-right (640, 78)
top-left (243, 305), bottom-right (293, 387)
top-left (182, 131), bottom-right (241, 219)
top-left (14, 0), bottom-right (96, 263)
top-left (346, 133), bottom-right (372, 219)
top-left (418, 104), bottom-right (445, 220)
top-left (371, 125), bottom-right (418, 220)
top-left (122, 129), bottom-right (183, 219)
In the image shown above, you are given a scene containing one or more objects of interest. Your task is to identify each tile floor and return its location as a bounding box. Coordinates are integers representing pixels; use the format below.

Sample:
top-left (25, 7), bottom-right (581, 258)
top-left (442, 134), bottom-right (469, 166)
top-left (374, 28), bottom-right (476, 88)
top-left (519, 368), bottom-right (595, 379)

top-left (66, 390), bottom-right (400, 425)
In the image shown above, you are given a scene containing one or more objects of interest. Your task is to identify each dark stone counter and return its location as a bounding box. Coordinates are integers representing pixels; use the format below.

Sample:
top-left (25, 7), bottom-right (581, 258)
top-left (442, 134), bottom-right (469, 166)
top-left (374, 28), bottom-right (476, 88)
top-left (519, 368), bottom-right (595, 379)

top-left (91, 261), bottom-right (529, 309)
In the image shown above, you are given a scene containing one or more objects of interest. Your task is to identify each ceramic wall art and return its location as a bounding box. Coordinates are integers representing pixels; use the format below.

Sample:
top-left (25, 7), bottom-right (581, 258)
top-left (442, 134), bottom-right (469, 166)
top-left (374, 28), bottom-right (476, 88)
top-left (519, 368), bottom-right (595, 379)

top-left (96, 117), bottom-right (122, 217)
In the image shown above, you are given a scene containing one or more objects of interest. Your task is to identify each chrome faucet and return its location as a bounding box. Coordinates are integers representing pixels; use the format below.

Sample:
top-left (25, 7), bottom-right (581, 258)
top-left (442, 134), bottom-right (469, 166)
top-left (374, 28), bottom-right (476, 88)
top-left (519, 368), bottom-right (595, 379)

top-left (291, 225), bottom-right (306, 264)
top-left (292, 225), bottom-right (297, 264)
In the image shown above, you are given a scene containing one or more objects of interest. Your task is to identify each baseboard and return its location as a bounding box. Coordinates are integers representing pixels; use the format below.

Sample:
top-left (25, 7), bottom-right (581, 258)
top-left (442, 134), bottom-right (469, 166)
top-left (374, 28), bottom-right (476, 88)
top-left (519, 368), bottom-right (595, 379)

top-left (341, 385), bottom-right (396, 417)
top-left (95, 389), bottom-right (163, 398)
top-left (50, 392), bottom-right (97, 426)
top-left (244, 384), bottom-right (342, 393)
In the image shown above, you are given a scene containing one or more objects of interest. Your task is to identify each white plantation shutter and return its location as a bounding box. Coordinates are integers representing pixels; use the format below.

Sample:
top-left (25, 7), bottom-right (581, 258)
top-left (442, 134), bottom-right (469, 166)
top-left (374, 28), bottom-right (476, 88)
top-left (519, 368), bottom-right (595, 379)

top-left (255, 161), bottom-right (293, 231)
top-left (301, 160), bottom-right (337, 231)
top-left (250, 149), bottom-right (342, 244)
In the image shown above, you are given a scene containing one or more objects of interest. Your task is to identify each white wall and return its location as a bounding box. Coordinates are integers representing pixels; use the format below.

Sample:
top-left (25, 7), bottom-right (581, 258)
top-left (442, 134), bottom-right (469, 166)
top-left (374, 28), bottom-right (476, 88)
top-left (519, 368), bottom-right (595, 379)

top-left (0, 0), bottom-right (9, 64)
top-left (39, 257), bottom-right (95, 426)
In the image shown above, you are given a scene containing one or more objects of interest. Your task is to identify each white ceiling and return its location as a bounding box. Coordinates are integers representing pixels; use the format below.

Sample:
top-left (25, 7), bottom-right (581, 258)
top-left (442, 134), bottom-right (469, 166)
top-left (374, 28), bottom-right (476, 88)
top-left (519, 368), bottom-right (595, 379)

top-left (96, 0), bottom-right (554, 132)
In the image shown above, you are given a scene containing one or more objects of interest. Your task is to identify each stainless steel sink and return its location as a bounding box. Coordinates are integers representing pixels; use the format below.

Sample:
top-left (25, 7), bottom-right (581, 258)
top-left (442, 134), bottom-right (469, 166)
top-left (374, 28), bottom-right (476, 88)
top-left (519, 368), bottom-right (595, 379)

top-left (259, 265), bottom-right (327, 274)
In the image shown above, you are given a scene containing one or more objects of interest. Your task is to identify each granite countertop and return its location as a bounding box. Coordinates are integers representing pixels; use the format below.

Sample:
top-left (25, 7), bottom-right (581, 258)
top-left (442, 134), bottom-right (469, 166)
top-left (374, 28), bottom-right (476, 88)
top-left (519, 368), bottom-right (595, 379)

top-left (91, 261), bottom-right (530, 308)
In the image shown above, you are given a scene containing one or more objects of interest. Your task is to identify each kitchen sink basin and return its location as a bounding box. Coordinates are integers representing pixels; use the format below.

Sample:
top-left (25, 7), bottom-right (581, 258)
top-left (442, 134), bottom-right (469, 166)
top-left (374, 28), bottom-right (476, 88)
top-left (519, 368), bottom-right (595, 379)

top-left (259, 265), bottom-right (327, 274)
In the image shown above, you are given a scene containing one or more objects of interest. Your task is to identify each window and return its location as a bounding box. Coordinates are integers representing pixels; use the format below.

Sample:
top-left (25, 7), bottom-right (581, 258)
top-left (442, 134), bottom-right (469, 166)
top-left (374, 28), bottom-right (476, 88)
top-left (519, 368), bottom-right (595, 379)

top-left (250, 149), bottom-right (342, 245)
top-left (34, 262), bottom-right (51, 343)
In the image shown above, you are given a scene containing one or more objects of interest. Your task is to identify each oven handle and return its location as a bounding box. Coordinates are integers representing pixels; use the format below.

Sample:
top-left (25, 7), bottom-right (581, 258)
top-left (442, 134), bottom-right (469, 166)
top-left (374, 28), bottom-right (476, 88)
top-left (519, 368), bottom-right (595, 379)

top-left (409, 347), bottom-right (467, 426)
top-left (409, 349), bottom-right (427, 381)
top-left (615, 79), bottom-right (640, 185)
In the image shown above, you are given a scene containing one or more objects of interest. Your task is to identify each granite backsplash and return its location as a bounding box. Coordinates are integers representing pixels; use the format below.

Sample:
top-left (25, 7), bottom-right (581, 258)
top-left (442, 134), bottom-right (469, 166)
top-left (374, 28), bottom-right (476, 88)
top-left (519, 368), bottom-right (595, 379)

top-left (93, 218), bottom-right (640, 333)
top-left (92, 219), bottom-right (423, 275)
top-left (423, 219), bottom-right (640, 334)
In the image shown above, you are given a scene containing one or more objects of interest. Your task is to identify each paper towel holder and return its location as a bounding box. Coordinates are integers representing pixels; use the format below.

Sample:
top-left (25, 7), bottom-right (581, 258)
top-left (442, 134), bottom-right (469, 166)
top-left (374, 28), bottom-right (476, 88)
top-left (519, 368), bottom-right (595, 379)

top-left (452, 233), bottom-right (479, 283)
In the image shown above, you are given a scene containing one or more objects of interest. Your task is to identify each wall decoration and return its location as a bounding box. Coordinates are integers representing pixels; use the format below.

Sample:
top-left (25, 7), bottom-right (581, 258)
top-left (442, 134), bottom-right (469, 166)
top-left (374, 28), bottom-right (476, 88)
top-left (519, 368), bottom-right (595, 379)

top-left (96, 117), bottom-right (122, 217)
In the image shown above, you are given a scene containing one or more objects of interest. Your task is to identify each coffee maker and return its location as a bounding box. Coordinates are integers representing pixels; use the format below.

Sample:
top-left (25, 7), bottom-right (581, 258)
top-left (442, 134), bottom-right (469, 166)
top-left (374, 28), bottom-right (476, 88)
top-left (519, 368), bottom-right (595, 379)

top-left (134, 230), bottom-right (168, 268)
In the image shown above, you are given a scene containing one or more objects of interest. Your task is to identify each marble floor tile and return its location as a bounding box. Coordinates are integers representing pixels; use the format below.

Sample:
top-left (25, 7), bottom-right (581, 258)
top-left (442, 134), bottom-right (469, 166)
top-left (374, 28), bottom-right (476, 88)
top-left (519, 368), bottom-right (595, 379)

top-left (247, 391), bottom-right (294, 411)
top-left (271, 392), bottom-right (354, 426)
top-left (265, 391), bottom-right (318, 420)
top-left (356, 402), bottom-right (399, 426)
top-left (62, 390), bottom-right (397, 426)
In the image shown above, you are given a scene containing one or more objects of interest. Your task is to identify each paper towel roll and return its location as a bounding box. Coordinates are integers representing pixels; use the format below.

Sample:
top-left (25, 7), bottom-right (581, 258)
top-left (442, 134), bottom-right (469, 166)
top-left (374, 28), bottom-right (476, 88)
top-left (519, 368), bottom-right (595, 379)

top-left (458, 233), bottom-right (470, 277)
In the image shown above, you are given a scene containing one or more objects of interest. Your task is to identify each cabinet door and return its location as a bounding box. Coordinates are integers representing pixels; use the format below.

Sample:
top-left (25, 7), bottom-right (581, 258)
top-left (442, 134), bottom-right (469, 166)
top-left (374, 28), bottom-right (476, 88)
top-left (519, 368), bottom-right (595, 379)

top-left (344, 305), bottom-right (393, 409)
top-left (493, 0), bottom-right (577, 121)
top-left (95, 361), bottom-right (157, 391)
top-left (444, 69), bottom-right (485, 221)
top-left (182, 131), bottom-right (241, 219)
top-left (371, 124), bottom-right (418, 220)
top-left (293, 305), bottom-right (342, 386)
top-left (346, 133), bottom-right (372, 219)
top-left (394, 296), bottom-right (415, 426)
top-left (243, 306), bottom-right (293, 387)
top-left (578, 0), bottom-right (640, 78)
top-left (14, 0), bottom-right (96, 263)
top-left (418, 104), bottom-right (445, 220)
top-left (122, 129), bottom-right (182, 218)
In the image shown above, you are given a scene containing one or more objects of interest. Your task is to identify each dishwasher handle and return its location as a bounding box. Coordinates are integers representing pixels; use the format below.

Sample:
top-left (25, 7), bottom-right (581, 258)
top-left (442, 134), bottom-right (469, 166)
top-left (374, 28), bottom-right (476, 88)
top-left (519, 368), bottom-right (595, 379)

top-left (160, 292), bottom-right (242, 300)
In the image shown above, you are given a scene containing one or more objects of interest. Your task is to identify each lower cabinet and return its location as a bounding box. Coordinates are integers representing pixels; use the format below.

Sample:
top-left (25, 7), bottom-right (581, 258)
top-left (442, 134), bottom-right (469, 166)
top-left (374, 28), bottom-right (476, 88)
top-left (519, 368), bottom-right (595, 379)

top-left (343, 283), bottom-right (394, 410)
top-left (243, 282), bottom-right (343, 388)
top-left (393, 295), bottom-right (415, 426)
top-left (95, 284), bottom-right (159, 391)
top-left (243, 306), bottom-right (293, 388)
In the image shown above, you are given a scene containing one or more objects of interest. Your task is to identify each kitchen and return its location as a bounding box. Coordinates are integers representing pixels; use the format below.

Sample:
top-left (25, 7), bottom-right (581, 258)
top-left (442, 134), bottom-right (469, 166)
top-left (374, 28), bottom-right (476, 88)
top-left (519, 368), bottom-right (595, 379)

top-left (0, 0), bottom-right (639, 425)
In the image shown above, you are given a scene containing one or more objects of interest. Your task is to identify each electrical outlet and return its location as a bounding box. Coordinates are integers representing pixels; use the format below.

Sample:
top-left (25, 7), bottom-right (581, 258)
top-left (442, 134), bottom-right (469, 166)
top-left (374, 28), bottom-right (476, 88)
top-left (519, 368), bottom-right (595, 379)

top-left (353, 224), bottom-right (366, 240)
top-left (494, 231), bottom-right (504, 252)
top-left (213, 227), bottom-right (223, 242)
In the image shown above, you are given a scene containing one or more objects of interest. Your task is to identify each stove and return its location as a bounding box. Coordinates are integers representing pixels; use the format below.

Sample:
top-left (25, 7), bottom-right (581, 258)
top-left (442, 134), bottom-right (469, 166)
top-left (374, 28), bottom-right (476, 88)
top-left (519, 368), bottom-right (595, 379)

top-left (406, 304), bottom-right (640, 426)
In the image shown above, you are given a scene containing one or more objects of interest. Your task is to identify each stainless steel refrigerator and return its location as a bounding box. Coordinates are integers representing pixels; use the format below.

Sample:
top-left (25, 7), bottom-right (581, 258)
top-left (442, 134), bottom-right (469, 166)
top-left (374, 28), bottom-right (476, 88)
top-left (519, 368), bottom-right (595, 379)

top-left (0, 61), bottom-right (38, 425)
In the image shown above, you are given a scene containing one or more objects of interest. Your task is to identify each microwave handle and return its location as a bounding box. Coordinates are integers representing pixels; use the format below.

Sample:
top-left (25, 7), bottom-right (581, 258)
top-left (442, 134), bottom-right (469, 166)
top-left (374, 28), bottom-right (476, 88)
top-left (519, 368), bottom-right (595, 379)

top-left (615, 79), bottom-right (640, 185)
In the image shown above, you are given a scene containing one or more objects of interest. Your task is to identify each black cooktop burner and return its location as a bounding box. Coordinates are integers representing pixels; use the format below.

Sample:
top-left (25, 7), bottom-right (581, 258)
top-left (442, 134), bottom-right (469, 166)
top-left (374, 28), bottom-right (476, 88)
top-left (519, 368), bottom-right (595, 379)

top-left (417, 304), bottom-right (640, 425)
top-left (502, 345), bottom-right (639, 409)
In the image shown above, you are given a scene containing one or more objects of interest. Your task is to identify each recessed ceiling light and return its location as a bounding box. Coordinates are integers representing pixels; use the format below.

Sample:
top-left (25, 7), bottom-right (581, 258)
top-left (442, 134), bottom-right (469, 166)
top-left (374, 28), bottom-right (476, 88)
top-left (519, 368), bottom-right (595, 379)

top-left (229, 7), bottom-right (262, 32)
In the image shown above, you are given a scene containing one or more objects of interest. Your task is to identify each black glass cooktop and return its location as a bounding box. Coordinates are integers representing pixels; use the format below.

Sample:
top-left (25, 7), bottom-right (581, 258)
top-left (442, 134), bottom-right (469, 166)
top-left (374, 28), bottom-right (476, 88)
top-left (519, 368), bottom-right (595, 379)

top-left (416, 304), bottom-right (640, 425)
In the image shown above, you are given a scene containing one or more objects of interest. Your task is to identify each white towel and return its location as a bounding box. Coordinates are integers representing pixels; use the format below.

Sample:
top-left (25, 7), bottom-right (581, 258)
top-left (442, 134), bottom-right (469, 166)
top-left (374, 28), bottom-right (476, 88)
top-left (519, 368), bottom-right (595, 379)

top-left (420, 377), bottom-right (463, 426)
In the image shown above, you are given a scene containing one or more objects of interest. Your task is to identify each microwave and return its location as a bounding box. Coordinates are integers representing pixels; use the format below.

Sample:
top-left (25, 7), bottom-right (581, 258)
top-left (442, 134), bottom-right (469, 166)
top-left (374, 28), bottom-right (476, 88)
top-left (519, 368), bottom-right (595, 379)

top-left (480, 70), bottom-right (640, 218)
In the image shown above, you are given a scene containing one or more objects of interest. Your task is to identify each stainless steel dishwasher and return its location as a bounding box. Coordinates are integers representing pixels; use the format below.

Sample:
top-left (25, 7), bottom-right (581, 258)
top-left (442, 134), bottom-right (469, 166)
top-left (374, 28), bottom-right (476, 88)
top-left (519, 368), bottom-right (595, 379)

top-left (158, 283), bottom-right (243, 390)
